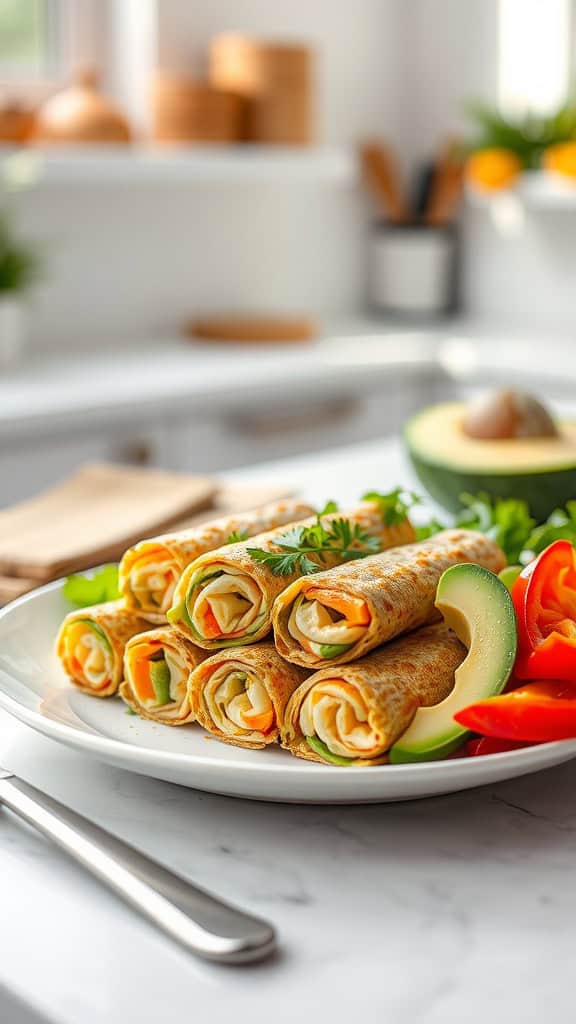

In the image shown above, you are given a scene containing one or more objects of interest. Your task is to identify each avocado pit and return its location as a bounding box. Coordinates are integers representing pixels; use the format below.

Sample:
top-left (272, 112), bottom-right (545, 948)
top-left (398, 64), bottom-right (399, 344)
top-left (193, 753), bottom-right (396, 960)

top-left (462, 389), bottom-right (558, 441)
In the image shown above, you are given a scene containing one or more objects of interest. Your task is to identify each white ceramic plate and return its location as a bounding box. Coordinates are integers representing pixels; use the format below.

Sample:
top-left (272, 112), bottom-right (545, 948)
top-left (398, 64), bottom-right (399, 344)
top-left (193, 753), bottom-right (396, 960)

top-left (0, 581), bottom-right (575, 803)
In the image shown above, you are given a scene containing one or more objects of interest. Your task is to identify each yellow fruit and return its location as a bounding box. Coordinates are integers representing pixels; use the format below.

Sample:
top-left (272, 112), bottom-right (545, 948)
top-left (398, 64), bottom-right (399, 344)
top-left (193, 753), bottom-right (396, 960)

top-left (543, 142), bottom-right (576, 179)
top-left (466, 148), bottom-right (522, 192)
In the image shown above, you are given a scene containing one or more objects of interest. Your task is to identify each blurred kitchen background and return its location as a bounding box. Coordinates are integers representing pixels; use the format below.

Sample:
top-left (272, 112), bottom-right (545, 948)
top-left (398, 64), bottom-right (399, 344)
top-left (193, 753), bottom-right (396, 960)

top-left (0, 0), bottom-right (575, 507)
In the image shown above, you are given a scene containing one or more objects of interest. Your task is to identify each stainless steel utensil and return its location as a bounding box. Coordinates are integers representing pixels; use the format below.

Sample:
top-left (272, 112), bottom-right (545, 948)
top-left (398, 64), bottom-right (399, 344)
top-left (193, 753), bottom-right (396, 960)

top-left (0, 768), bottom-right (276, 964)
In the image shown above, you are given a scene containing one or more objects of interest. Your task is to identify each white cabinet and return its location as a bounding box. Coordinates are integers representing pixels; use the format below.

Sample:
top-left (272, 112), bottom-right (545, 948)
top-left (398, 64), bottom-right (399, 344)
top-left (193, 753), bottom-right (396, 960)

top-left (0, 424), bottom-right (170, 507)
top-left (0, 368), bottom-right (441, 506)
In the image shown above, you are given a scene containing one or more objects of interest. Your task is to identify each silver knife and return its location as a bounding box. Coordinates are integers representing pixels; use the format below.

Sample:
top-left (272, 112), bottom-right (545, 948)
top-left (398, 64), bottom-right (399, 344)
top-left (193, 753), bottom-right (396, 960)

top-left (0, 768), bottom-right (276, 964)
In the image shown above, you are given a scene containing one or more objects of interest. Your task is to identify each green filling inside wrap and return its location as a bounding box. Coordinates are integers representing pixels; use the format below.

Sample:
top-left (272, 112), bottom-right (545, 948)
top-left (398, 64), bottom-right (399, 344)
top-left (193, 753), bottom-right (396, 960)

top-left (75, 619), bottom-right (112, 653)
top-left (306, 736), bottom-right (355, 766)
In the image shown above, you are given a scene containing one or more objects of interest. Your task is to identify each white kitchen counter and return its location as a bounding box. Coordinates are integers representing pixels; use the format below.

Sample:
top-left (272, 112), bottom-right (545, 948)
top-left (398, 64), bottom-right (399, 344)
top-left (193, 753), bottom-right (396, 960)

top-left (0, 329), bottom-right (439, 440)
top-left (2, 318), bottom-right (575, 441)
top-left (0, 436), bottom-right (575, 1024)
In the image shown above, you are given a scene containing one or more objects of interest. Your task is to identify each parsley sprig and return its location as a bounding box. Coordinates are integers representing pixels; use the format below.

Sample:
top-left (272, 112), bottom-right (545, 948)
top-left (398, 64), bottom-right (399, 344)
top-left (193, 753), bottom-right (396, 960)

top-left (226, 528), bottom-right (249, 544)
top-left (362, 488), bottom-right (418, 525)
top-left (414, 492), bottom-right (576, 565)
top-left (247, 516), bottom-right (381, 577)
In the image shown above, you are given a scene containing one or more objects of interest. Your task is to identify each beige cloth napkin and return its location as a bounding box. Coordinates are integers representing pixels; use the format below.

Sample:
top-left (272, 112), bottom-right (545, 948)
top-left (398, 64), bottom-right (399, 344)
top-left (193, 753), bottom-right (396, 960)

top-left (0, 463), bottom-right (217, 580)
top-left (0, 473), bottom-right (294, 600)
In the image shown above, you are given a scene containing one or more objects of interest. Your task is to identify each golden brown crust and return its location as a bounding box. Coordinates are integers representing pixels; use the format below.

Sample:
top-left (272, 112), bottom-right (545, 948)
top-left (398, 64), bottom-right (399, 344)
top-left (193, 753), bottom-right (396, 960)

top-left (281, 623), bottom-right (466, 763)
top-left (190, 642), bottom-right (309, 748)
top-left (56, 600), bottom-right (152, 697)
top-left (273, 529), bottom-right (505, 668)
top-left (120, 626), bottom-right (207, 724)
top-left (171, 505), bottom-right (416, 649)
top-left (119, 499), bottom-right (316, 614)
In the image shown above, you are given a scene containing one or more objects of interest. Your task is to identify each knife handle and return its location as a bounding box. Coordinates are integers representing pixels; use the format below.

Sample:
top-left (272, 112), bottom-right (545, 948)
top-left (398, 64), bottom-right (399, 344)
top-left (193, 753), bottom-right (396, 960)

top-left (0, 775), bottom-right (275, 964)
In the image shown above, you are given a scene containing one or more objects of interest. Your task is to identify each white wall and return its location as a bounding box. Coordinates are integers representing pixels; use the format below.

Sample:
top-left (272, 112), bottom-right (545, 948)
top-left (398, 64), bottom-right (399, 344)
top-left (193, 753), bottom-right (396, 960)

top-left (10, 0), bottom-right (576, 347)
top-left (9, 0), bottom-right (406, 351)
top-left (405, 0), bottom-right (576, 328)
top-left (402, 0), bottom-right (499, 165)
top-left (156, 0), bottom-right (405, 146)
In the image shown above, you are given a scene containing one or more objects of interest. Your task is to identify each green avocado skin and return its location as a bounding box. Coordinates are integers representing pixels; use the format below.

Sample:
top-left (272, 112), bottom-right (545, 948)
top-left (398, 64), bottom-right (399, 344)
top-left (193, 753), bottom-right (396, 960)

top-left (389, 563), bottom-right (517, 764)
top-left (389, 732), bottom-right (466, 764)
top-left (406, 449), bottom-right (576, 522)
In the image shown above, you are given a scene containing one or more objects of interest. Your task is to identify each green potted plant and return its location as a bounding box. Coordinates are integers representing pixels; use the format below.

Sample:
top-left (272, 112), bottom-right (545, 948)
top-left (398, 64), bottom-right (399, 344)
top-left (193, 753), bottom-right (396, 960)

top-left (0, 214), bottom-right (41, 366)
top-left (465, 100), bottom-right (576, 191)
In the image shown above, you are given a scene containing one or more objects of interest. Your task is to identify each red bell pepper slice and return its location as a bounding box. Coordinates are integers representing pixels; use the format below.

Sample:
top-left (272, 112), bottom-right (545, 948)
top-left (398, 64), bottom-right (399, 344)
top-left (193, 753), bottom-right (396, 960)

top-left (465, 737), bottom-right (535, 757)
top-left (512, 539), bottom-right (576, 680)
top-left (455, 679), bottom-right (576, 742)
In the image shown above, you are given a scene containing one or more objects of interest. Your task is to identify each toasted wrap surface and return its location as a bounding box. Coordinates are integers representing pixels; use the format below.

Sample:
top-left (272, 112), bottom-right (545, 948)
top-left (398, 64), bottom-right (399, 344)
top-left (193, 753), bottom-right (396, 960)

top-left (168, 504), bottom-right (416, 650)
top-left (56, 600), bottom-right (151, 697)
top-left (190, 642), bottom-right (309, 749)
top-left (272, 529), bottom-right (505, 668)
top-left (281, 623), bottom-right (466, 764)
top-left (119, 499), bottom-right (315, 621)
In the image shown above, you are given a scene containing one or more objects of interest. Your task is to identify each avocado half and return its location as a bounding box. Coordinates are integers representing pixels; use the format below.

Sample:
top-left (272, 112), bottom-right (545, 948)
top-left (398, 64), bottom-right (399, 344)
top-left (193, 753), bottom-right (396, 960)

top-left (405, 402), bottom-right (576, 519)
top-left (389, 563), bottom-right (517, 763)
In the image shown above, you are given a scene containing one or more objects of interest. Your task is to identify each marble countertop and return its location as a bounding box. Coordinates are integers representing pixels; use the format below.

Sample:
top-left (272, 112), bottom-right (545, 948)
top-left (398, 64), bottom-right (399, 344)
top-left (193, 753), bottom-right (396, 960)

top-left (1, 438), bottom-right (576, 1023)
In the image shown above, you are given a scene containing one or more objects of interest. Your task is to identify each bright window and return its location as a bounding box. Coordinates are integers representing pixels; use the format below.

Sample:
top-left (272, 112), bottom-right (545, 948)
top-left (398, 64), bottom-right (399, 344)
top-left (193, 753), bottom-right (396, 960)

top-left (0, 0), bottom-right (58, 78)
top-left (498, 0), bottom-right (573, 114)
top-left (0, 0), bottom-right (107, 94)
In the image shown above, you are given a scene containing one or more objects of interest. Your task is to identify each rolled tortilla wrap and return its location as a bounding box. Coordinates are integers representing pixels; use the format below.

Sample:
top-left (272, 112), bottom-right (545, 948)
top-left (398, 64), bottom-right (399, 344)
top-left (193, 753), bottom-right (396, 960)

top-left (56, 600), bottom-right (151, 697)
top-left (120, 627), bottom-right (207, 724)
top-left (273, 529), bottom-right (505, 668)
top-left (119, 499), bottom-right (315, 621)
top-left (190, 643), bottom-right (309, 749)
top-left (281, 623), bottom-right (466, 765)
top-left (168, 503), bottom-right (416, 651)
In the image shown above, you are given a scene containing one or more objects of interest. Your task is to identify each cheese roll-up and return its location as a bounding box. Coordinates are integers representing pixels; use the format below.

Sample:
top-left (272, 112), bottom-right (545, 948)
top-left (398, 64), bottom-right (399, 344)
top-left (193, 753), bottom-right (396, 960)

top-left (57, 600), bottom-right (151, 697)
top-left (281, 623), bottom-right (465, 765)
top-left (119, 499), bottom-right (315, 621)
top-left (120, 627), bottom-right (207, 724)
top-left (190, 643), bottom-right (309, 749)
top-left (168, 503), bottom-right (416, 651)
top-left (273, 530), bottom-right (505, 668)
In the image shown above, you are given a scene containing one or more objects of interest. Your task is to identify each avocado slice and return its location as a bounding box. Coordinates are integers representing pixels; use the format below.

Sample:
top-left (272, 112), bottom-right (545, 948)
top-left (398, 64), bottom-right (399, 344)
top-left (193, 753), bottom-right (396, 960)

top-left (404, 401), bottom-right (576, 520)
top-left (316, 642), bottom-right (354, 660)
top-left (306, 736), bottom-right (355, 766)
top-left (389, 563), bottom-right (517, 763)
top-left (149, 659), bottom-right (171, 706)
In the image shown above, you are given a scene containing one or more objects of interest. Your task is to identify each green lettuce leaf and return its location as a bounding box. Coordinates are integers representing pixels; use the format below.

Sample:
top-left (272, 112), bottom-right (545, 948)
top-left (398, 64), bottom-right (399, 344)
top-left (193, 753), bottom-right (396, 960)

top-left (63, 564), bottom-right (120, 608)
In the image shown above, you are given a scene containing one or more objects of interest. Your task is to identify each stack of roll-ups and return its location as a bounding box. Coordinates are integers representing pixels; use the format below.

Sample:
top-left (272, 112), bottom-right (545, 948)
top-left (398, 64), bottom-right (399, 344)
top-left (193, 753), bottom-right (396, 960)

top-left (56, 497), bottom-right (506, 765)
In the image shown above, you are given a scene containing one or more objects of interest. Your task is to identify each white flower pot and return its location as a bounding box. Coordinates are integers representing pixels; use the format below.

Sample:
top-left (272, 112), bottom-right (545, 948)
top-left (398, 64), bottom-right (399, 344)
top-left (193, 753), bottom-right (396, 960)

top-left (0, 297), bottom-right (26, 367)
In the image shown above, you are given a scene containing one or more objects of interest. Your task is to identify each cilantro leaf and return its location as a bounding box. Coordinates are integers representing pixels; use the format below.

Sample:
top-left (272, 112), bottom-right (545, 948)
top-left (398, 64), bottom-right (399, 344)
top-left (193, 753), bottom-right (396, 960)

top-left (247, 512), bottom-right (382, 577)
top-left (226, 528), bottom-right (249, 544)
top-left (362, 488), bottom-right (418, 525)
top-left (454, 493), bottom-right (535, 564)
top-left (415, 518), bottom-right (446, 541)
top-left (63, 564), bottom-right (120, 608)
top-left (524, 501), bottom-right (576, 557)
top-left (320, 500), bottom-right (339, 515)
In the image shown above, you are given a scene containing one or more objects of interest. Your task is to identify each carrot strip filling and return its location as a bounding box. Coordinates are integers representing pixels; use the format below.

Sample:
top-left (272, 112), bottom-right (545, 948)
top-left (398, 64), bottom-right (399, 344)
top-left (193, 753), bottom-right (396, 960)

top-left (62, 621), bottom-right (113, 691)
top-left (300, 680), bottom-right (382, 758)
top-left (203, 663), bottom-right (275, 736)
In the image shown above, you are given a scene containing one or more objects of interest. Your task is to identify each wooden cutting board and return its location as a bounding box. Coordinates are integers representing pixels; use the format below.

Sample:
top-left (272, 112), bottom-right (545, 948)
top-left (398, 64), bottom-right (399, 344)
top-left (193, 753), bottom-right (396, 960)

top-left (0, 463), bottom-right (217, 580)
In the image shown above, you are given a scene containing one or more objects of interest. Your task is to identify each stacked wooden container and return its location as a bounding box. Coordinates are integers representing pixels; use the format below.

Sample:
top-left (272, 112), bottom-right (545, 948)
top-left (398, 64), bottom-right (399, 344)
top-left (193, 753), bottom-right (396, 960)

top-left (151, 77), bottom-right (243, 144)
top-left (209, 34), bottom-right (313, 144)
top-left (152, 35), bottom-right (313, 146)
